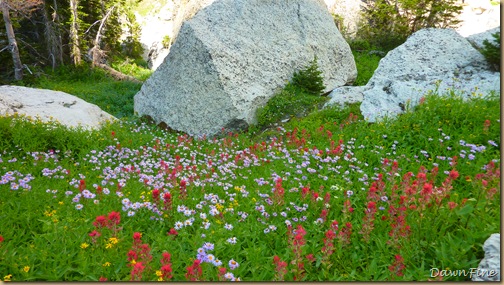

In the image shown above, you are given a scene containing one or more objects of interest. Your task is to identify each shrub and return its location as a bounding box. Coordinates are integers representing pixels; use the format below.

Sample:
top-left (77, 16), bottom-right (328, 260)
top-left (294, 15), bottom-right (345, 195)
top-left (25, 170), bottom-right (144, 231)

top-left (291, 57), bottom-right (326, 95)
top-left (480, 32), bottom-right (500, 71)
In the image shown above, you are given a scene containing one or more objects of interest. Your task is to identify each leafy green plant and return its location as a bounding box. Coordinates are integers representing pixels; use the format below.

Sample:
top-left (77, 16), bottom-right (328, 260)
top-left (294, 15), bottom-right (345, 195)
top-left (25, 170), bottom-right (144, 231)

top-left (480, 32), bottom-right (500, 71)
top-left (0, 48), bottom-right (501, 282)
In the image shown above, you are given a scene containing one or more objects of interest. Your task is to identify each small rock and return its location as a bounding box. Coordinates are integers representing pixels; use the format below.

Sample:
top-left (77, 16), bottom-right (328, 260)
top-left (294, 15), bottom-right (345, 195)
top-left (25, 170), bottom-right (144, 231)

top-left (324, 86), bottom-right (367, 108)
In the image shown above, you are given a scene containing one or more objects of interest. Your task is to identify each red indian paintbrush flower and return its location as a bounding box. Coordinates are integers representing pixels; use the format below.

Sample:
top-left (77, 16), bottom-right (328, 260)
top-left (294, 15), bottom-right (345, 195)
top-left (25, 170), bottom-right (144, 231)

top-left (108, 211), bottom-right (121, 225)
top-left (130, 261), bottom-right (145, 281)
top-left (93, 216), bottom-right (107, 228)
top-left (449, 170), bottom-right (459, 180)
top-left (133, 232), bottom-right (142, 241)
top-left (388, 254), bottom-right (406, 278)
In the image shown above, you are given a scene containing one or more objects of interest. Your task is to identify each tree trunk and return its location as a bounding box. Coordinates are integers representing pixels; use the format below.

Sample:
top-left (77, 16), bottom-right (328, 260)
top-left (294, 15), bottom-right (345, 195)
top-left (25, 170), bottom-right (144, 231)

top-left (69, 0), bottom-right (81, 65)
top-left (42, 0), bottom-right (63, 69)
top-left (1, 0), bottom-right (23, 80)
top-left (90, 5), bottom-right (114, 67)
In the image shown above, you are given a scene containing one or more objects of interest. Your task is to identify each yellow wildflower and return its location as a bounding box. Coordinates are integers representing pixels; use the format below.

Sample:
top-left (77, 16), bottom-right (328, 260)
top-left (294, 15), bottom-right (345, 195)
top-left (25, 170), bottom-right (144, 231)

top-left (216, 204), bottom-right (224, 211)
top-left (155, 270), bottom-right (162, 277)
top-left (23, 266), bottom-right (30, 273)
top-left (131, 260), bottom-right (137, 265)
top-left (102, 262), bottom-right (111, 267)
top-left (158, 277), bottom-right (164, 281)
top-left (58, 201), bottom-right (64, 205)
top-left (4, 274), bottom-right (12, 281)
top-left (109, 237), bottom-right (119, 244)
top-left (80, 243), bottom-right (89, 249)
top-left (234, 186), bottom-right (241, 191)
top-left (105, 243), bottom-right (113, 249)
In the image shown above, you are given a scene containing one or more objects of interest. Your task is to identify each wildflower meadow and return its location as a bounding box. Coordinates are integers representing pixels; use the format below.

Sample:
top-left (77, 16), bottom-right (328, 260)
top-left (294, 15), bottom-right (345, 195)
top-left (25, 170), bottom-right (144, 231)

top-left (0, 90), bottom-right (500, 281)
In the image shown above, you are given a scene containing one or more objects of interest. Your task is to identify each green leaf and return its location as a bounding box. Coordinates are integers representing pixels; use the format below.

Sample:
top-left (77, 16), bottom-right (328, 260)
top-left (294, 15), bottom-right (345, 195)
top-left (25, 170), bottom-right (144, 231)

top-left (456, 204), bottom-right (474, 216)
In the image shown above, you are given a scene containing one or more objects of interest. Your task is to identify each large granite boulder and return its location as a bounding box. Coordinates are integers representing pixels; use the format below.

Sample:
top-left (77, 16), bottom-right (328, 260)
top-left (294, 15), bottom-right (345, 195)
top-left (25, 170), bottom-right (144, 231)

top-left (134, 0), bottom-right (357, 136)
top-left (472, 233), bottom-right (500, 281)
top-left (0, 86), bottom-right (116, 129)
top-left (357, 28), bottom-right (499, 122)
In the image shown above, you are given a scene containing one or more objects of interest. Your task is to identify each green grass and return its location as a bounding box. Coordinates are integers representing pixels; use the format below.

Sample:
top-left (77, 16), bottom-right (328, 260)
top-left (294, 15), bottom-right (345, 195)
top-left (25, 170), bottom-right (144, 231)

top-left (253, 84), bottom-right (329, 133)
top-left (352, 50), bottom-right (383, 86)
top-left (110, 56), bottom-right (153, 82)
top-left (27, 64), bottom-right (150, 118)
top-left (0, 72), bottom-right (500, 281)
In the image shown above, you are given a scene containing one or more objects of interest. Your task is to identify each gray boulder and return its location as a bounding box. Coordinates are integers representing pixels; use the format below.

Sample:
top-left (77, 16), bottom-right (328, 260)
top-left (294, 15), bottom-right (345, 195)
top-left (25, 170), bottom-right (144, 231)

top-left (472, 233), bottom-right (500, 281)
top-left (134, 0), bottom-right (357, 136)
top-left (0, 86), bottom-right (116, 129)
top-left (359, 28), bottom-right (500, 122)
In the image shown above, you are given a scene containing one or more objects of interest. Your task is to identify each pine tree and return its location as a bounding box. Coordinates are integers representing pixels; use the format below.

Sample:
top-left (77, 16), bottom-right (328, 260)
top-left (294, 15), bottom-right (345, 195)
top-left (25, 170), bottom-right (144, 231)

top-left (291, 57), bottom-right (326, 95)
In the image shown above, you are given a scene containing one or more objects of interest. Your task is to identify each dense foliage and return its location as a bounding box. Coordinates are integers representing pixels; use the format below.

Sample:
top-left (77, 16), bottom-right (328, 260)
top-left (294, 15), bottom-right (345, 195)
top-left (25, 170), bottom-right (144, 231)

top-left (0, 0), bottom-right (143, 82)
top-left (357, 0), bottom-right (463, 51)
